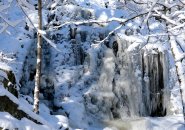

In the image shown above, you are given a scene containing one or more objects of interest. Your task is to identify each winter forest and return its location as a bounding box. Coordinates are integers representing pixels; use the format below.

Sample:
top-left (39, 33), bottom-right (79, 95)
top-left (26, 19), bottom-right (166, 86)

top-left (1, 0), bottom-right (185, 129)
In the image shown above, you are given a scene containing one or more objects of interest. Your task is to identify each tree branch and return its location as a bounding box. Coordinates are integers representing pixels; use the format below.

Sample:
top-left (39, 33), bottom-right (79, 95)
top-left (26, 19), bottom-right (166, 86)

top-left (16, 0), bottom-right (61, 52)
top-left (141, 0), bottom-right (159, 28)
top-left (0, 14), bottom-right (22, 27)
top-left (0, 23), bottom-right (8, 33)
top-left (153, 9), bottom-right (179, 26)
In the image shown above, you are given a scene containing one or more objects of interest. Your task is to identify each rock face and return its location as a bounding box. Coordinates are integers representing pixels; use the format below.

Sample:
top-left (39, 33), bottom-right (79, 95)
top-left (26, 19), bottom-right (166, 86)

top-left (0, 95), bottom-right (41, 124)
top-left (0, 67), bottom-right (42, 125)
top-left (20, 39), bottom-right (55, 108)
top-left (0, 69), bottom-right (18, 97)
top-left (19, 42), bottom-right (37, 96)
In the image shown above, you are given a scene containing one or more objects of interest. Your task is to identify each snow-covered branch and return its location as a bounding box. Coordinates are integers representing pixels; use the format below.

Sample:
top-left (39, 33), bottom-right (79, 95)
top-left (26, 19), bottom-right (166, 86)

top-left (0, 14), bottom-right (22, 27)
top-left (48, 11), bottom-right (151, 31)
top-left (49, 18), bottom-right (126, 31)
top-left (153, 9), bottom-right (179, 26)
top-left (0, 0), bottom-right (21, 33)
top-left (0, 4), bottom-right (10, 12)
top-left (17, 0), bottom-right (35, 10)
top-left (142, 0), bottom-right (159, 28)
top-left (94, 24), bottom-right (123, 44)
top-left (0, 23), bottom-right (8, 33)
top-left (169, 23), bottom-right (185, 31)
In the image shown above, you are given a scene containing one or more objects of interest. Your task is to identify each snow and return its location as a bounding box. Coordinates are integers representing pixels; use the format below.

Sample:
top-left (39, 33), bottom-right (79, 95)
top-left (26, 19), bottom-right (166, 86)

top-left (26, 9), bottom-right (48, 28)
top-left (18, 0), bottom-right (36, 10)
top-left (0, 86), bottom-right (70, 130)
top-left (0, 87), bottom-right (52, 126)
top-left (0, 112), bottom-right (51, 130)
top-left (104, 115), bottom-right (185, 130)
top-left (39, 104), bottom-right (69, 129)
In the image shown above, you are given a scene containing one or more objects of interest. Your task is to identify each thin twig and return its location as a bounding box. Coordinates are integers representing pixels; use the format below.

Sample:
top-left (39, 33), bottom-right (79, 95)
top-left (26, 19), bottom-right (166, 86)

top-left (154, 9), bottom-right (179, 26)
top-left (16, 0), bottom-right (61, 52)
top-left (141, 0), bottom-right (159, 28)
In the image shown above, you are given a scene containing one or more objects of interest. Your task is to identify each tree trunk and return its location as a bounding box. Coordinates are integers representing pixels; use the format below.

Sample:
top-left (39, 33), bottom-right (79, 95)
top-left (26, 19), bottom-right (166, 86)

top-left (170, 36), bottom-right (185, 121)
top-left (33, 0), bottom-right (42, 114)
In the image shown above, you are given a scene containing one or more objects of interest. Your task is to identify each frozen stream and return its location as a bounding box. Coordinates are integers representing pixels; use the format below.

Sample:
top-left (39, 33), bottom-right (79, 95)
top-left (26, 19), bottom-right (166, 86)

top-left (103, 115), bottom-right (185, 130)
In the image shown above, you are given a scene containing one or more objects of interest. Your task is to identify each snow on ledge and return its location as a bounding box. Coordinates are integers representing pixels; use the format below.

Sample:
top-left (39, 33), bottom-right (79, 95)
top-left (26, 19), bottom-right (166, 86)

top-left (0, 112), bottom-right (51, 130)
top-left (0, 86), bottom-right (55, 129)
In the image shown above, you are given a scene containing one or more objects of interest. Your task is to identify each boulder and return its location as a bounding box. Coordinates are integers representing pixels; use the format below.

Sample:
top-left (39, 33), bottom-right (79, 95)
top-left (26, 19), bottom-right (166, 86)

top-left (0, 95), bottom-right (42, 124)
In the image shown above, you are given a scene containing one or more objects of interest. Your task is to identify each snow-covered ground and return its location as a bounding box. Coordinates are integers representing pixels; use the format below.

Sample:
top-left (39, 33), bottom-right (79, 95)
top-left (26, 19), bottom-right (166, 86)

top-left (104, 115), bottom-right (185, 130)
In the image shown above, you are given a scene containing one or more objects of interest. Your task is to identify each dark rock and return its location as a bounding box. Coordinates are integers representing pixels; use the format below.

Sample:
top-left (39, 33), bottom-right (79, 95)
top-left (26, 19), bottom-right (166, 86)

top-left (0, 95), bottom-right (42, 124)
top-left (0, 69), bottom-right (18, 97)
top-left (112, 41), bottom-right (118, 56)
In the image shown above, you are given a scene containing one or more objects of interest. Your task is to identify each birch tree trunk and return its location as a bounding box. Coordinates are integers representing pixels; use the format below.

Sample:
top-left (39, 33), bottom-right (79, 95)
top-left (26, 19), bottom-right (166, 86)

top-left (170, 36), bottom-right (185, 121)
top-left (33, 0), bottom-right (42, 114)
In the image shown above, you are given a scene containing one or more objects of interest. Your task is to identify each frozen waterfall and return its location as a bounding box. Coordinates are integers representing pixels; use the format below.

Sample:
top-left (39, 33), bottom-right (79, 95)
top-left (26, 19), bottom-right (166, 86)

top-left (84, 36), bottom-right (169, 119)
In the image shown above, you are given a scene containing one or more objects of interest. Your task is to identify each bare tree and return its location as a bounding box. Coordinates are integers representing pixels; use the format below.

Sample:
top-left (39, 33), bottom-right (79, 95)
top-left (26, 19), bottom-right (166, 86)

top-left (33, 0), bottom-right (42, 114)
